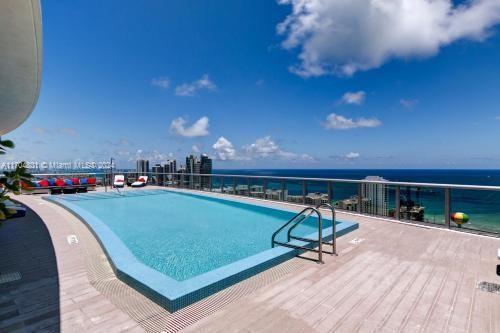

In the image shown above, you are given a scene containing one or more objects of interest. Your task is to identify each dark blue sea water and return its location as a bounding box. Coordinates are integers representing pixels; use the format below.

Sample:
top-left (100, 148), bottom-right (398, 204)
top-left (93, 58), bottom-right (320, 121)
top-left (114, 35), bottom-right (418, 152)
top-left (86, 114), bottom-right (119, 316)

top-left (214, 169), bottom-right (500, 186)
top-left (214, 169), bottom-right (500, 234)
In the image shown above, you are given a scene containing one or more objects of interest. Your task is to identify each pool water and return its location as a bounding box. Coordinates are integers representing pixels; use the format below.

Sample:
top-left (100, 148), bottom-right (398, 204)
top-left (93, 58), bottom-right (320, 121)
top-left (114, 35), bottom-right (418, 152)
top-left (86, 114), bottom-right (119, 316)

top-left (67, 190), bottom-right (327, 281)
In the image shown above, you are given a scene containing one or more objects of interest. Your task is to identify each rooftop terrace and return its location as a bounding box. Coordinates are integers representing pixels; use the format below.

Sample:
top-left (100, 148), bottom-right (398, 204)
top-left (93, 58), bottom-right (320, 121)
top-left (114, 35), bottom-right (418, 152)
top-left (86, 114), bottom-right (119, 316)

top-left (1, 186), bottom-right (499, 332)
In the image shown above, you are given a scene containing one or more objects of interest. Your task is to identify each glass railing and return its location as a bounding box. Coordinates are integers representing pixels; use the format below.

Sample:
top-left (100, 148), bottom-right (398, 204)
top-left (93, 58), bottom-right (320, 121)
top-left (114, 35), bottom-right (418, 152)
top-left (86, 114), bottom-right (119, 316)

top-left (27, 171), bottom-right (500, 236)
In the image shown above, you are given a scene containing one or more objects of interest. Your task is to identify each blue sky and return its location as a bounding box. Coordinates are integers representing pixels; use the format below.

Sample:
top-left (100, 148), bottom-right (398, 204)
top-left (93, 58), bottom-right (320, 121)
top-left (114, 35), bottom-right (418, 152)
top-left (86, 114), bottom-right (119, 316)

top-left (5, 0), bottom-right (500, 169)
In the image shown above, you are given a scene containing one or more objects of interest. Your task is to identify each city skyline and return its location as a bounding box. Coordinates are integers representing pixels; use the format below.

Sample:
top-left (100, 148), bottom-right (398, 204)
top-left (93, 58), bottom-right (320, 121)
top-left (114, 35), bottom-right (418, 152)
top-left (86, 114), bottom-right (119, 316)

top-left (3, 0), bottom-right (500, 169)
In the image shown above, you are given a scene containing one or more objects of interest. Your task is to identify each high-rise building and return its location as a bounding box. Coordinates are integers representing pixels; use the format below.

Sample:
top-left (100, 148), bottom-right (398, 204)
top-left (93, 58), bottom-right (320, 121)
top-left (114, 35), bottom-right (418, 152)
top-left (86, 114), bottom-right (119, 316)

top-left (136, 159), bottom-right (149, 175)
top-left (185, 155), bottom-right (198, 187)
top-left (200, 154), bottom-right (212, 174)
top-left (185, 154), bottom-right (212, 188)
top-left (361, 176), bottom-right (388, 216)
top-left (163, 160), bottom-right (177, 174)
top-left (152, 164), bottom-right (164, 185)
top-left (200, 154), bottom-right (212, 188)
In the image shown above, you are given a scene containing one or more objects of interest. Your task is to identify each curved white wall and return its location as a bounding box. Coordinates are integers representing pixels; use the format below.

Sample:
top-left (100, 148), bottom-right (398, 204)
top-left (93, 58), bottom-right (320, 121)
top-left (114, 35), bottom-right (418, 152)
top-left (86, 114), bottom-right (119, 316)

top-left (0, 0), bottom-right (42, 135)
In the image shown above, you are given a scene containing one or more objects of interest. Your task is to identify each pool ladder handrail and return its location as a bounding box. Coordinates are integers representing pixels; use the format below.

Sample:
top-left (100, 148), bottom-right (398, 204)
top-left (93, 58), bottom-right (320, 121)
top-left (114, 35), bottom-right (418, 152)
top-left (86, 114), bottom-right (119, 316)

top-left (272, 206), bottom-right (325, 263)
top-left (287, 203), bottom-right (337, 256)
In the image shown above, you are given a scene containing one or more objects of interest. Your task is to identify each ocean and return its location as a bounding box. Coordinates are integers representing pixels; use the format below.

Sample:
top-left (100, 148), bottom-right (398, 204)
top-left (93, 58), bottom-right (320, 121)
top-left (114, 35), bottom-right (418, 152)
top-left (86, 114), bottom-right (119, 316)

top-left (215, 169), bottom-right (500, 234)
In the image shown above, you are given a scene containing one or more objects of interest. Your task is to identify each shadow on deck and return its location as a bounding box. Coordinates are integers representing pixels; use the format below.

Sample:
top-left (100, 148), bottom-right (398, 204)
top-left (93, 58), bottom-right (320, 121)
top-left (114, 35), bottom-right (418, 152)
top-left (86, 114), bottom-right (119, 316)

top-left (0, 205), bottom-right (60, 332)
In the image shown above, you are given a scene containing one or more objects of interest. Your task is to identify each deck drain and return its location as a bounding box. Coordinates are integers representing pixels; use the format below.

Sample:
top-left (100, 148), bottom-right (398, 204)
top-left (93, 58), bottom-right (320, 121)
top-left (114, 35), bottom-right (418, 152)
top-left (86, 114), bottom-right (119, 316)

top-left (349, 238), bottom-right (365, 245)
top-left (476, 281), bottom-right (500, 294)
top-left (0, 271), bottom-right (22, 284)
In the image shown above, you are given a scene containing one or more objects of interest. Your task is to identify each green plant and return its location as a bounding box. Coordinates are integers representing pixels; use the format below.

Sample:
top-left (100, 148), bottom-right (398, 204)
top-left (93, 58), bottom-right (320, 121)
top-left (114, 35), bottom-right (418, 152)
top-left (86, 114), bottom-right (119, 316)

top-left (0, 139), bottom-right (33, 221)
top-left (0, 139), bottom-right (14, 155)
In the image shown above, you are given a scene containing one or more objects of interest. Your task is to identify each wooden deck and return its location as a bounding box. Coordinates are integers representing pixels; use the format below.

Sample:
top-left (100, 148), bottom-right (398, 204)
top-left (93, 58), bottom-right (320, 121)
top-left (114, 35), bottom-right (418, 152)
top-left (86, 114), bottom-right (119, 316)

top-left (2, 188), bottom-right (499, 332)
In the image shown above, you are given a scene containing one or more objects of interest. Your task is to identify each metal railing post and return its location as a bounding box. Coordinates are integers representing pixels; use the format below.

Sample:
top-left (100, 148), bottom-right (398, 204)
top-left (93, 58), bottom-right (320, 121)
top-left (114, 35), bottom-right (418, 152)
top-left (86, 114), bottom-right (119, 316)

top-left (318, 213), bottom-right (323, 264)
top-left (357, 183), bottom-right (362, 213)
top-left (444, 187), bottom-right (451, 228)
top-left (232, 177), bottom-right (236, 195)
top-left (395, 185), bottom-right (401, 220)
top-left (247, 177), bottom-right (251, 197)
top-left (327, 181), bottom-right (333, 203)
top-left (263, 179), bottom-right (267, 199)
top-left (281, 179), bottom-right (286, 202)
top-left (221, 176), bottom-right (225, 193)
top-left (302, 180), bottom-right (307, 204)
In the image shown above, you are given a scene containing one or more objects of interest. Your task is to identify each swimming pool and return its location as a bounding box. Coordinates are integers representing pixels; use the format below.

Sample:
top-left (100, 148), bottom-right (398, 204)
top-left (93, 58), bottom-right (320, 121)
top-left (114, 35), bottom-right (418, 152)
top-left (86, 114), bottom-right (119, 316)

top-left (46, 189), bottom-right (358, 311)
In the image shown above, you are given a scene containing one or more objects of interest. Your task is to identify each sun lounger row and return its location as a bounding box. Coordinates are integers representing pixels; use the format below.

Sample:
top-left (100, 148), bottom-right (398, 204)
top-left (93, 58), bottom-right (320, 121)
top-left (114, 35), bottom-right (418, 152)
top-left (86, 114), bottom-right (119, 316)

top-left (113, 175), bottom-right (148, 188)
top-left (23, 177), bottom-right (97, 194)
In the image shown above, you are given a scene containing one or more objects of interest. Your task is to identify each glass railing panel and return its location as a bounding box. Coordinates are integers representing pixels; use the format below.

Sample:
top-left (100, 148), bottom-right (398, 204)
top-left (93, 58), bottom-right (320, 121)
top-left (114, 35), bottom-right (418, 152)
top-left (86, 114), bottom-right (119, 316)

top-left (164, 173), bottom-right (176, 187)
top-left (200, 175), bottom-right (211, 191)
top-left (399, 186), bottom-right (444, 225)
top-left (305, 181), bottom-right (329, 206)
top-left (285, 180), bottom-right (304, 204)
top-left (451, 189), bottom-right (500, 234)
top-left (234, 177), bottom-right (249, 196)
top-left (221, 176), bottom-right (235, 194)
top-left (211, 176), bottom-right (222, 193)
top-left (265, 179), bottom-right (283, 201)
top-left (249, 178), bottom-right (265, 198)
top-left (332, 182), bottom-right (359, 212)
top-left (386, 186), bottom-right (397, 218)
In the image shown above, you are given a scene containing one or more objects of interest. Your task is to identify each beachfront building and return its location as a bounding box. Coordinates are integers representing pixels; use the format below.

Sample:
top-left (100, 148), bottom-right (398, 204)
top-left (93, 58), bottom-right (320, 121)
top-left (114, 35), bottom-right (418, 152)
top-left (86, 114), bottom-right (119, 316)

top-left (152, 164), bottom-right (164, 185)
top-left (266, 189), bottom-right (288, 201)
top-left (200, 154), bottom-right (212, 189)
top-left (185, 154), bottom-right (212, 188)
top-left (136, 159), bottom-right (149, 175)
top-left (361, 176), bottom-right (389, 216)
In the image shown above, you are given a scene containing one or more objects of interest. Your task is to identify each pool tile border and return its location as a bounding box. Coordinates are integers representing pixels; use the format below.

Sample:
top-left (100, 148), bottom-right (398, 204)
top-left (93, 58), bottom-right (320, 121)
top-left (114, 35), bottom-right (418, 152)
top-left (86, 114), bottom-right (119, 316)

top-left (44, 190), bottom-right (358, 312)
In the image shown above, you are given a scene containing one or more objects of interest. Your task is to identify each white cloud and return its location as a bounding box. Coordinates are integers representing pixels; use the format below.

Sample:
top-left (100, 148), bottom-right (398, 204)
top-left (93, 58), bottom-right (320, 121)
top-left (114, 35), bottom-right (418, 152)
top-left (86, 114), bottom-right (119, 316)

top-left (345, 152), bottom-right (360, 160)
top-left (130, 149), bottom-right (173, 164)
top-left (32, 127), bottom-right (78, 136)
top-left (278, 0), bottom-right (500, 77)
top-left (400, 98), bottom-right (419, 108)
top-left (151, 77), bottom-right (170, 89)
top-left (212, 137), bottom-right (238, 161)
top-left (57, 128), bottom-right (78, 136)
top-left (341, 91), bottom-right (366, 105)
top-left (170, 116), bottom-right (210, 137)
top-left (211, 135), bottom-right (314, 162)
top-left (245, 136), bottom-right (314, 161)
top-left (324, 113), bottom-right (381, 130)
top-left (192, 145), bottom-right (200, 153)
top-left (33, 127), bottom-right (48, 134)
top-left (175, 74), bottom-right (217, 96)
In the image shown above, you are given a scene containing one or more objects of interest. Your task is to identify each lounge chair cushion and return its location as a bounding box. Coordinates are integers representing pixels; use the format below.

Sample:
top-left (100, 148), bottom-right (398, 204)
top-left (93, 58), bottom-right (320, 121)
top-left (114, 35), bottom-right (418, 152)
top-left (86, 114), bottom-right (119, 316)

top-left (80, 178), bottom-right (88, 185)
top-left (64, 179), bottom-right (73, 186)
top-left (55, 179), bottom-right (66, 187)
top-left (48, 178), bottom-right (56, 186)
top-left (39, 179), bottom-right (49, 187)
top-left (71, 177), bottom-right (80, 185)
top-left (88, 177), bottom-right (96, 185)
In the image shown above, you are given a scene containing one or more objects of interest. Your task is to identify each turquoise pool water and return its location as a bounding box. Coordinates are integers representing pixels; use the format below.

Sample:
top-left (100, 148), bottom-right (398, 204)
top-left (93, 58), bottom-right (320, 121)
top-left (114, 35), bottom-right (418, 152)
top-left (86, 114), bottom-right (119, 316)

top-left (65, 190), bottom-right (326, 281)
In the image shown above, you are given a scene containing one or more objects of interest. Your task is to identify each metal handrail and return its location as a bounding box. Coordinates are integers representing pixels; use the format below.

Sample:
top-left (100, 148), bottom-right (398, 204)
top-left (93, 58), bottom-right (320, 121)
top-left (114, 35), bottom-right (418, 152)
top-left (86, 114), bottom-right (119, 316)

top-left (272, 206), bottom-right (324, 263)
top-left (28, 171), bottom-right (500, 191)
top-left (286, 203), bottom-right (337, 256)
top-left (317, 203), bottom-right (336, 255)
